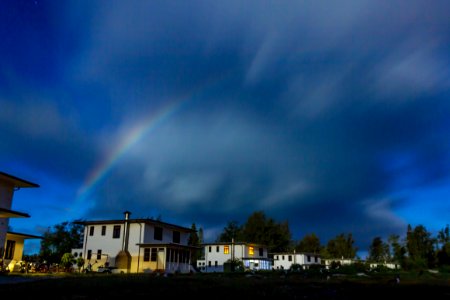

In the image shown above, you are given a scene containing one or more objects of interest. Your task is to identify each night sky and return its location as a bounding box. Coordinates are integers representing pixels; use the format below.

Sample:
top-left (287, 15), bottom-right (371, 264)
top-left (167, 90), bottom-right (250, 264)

top-left (1, 1), bottom-right (449, 255)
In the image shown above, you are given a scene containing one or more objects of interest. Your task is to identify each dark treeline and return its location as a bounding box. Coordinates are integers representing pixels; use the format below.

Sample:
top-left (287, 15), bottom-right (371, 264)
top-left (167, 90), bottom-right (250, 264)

top-left (33, 211), bottom-right (449, 271)
top-left (216, 211), bottom-right (450, 270)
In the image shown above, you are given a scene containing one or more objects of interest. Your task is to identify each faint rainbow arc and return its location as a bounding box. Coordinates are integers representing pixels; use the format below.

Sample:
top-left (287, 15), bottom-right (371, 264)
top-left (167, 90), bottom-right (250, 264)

top-left (76, 98), bottom-right (185, 202)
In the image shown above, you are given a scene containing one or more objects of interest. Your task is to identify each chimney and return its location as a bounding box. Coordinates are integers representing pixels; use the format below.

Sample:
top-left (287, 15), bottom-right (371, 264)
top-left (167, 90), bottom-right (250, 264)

top-left (123, 211), bottom-right (131, 252)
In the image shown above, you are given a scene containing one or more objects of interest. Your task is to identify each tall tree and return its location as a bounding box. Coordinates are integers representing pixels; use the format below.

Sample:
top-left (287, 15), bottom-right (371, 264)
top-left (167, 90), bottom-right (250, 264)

top-left (296, 233), bottom-right (321, 254)
top-left (188, 223), bottom-right (201, 265)
top-left (240, 211), bottom-right (292, 252)
top-left (406, 224), bottom-right (435, 268)
top-left (188, 223), bottom-right (200, 246)
top-left (40, 221), bottom-right (84, 264)
top-left (436, 224), bottom-right (450, 266)
top-left (326, 233), bottom-right (357, 259)
top-left (368, 237), bottom-right (389, 262)
top-left (217, 221), bottom-right (242, 242)
top-left (388, 234), bottom-right (406, 264)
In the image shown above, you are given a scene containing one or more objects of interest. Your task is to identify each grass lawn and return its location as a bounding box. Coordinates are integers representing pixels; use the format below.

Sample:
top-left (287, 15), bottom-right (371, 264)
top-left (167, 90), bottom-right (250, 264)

top-left (0, 271), bottom-right (449, 299)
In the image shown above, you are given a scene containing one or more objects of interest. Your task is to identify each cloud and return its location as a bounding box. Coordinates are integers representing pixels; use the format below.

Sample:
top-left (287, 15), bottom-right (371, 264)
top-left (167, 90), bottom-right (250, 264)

top-left (2, 0), bottom-right (450, 252)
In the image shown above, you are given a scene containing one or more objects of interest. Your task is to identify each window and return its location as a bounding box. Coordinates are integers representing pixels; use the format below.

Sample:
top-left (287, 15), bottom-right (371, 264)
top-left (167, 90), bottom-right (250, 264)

top-left (288, 255), bottom-right (292, 262)
top-left (307, 255), bottom-right (311, 262)
top-left (5, 240), bottom-right (15, 259)
top-left (216, 246), bottom-right (219, 252)
top-left (87, 250), bottom-right (92, 260)
top-left (144, 248), bottom-right (150, 262)
top-left (74, 252), bottom-right (78, 258)
top-left (151, 248), bottom-right (157, 262)
top-left (282, 255), bottom-right (285, 260)
top-left (173, 231), bottom-right (180, 244)
top-left (154, 227), bottom-right (163, 241)
top-left (224, 246), bottom-right (229, 254)
top-left (97, 249), bottom-right (102, 260)
top-left (113, 225), bottom-right (121, 239)
top-left (215, 261), bottom-right (218, 267)
top-left (101, 226), bottom-right (106, 236)
top-left (275, 255), bottom-right (278, 260)
top-left (315, 256), bottom-right (318, 263)
top-left (89, 226), bottom-right (94, 236)
top-left (208, 246), bottom-right (212, 252)
top-left (259, 248), bottom-right (264, 256)
top-left (249, 246), bottom-right (254, 256)
top-left (208, 261), bottom-right (211, 267)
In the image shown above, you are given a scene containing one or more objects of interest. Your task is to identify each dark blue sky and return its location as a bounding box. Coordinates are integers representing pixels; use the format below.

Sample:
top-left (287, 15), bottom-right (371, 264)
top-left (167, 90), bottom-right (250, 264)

top-left (1, 0), bottom-right (450, 255)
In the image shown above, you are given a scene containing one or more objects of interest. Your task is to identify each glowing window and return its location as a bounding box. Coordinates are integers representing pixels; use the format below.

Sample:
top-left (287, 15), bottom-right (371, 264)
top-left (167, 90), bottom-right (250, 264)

top-left (224, 246), bottom-right (229, 254)
top-left (249, 246), bottom-right (254, 256)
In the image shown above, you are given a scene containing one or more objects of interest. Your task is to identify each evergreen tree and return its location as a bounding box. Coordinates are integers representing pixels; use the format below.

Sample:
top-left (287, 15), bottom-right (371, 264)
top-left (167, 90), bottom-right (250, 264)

top-left (188, 223), bottom-right (202, 265)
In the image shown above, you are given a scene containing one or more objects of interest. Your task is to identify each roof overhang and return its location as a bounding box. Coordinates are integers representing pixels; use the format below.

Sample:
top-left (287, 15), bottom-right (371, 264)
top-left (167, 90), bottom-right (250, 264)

top-left (0, 207), bottom-right (30, 218)
top-left (7, 231), bottom-right (43, 239)
top-left (136, 243), bottom-right (201, 250)
top-left (0, 171), bottom-right (39, 188)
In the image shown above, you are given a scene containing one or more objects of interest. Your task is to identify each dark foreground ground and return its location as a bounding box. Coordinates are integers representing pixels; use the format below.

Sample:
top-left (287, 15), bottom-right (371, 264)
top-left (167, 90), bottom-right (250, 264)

top-left (0, 271), bottom-right (449, 299)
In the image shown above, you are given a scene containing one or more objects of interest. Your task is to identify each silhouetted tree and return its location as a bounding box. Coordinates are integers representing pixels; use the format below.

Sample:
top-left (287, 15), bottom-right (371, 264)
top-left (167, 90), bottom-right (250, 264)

top-left (388, 234), bottom-right (406, 265)
top-left (240, 211), bottom-right (292, 252)
top-left (368, 237), bottom-right (389, 262)
top-left (436, 224), bottom-right (450, 267)
top-left (188, 223), bottom-right (202, 265)
top-left (217, 221), bottom-right (242, 242)
top-left (406, 224), bottom-right (435, 268)
top-left (326, 233), bottom-right (357, 259)
top-left (296, 233), bottom-right (322, 254)
top-left (40, 221), bottom-right (84, 264)
top-left (217, 211), bottom-right (292, 252)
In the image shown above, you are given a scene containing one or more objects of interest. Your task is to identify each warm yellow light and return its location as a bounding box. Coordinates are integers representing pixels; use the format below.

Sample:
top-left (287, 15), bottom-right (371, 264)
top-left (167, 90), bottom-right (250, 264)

top-left (249, 246), bottom-right (254, 256)
top-left (224, 246), bottom-right (229, 254)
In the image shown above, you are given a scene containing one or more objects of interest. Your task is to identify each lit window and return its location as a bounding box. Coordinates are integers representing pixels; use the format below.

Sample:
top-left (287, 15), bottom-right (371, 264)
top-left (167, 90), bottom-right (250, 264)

top-left (249, 246), bottom-right (254, 256)
top-left (224, 246), bottom-right (229, 254)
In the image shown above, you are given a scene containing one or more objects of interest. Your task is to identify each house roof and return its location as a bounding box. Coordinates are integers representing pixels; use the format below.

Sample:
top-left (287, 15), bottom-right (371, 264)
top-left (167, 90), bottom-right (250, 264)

top-left (0, 207), bottom-right (30, 218)
top-left (74, 219), bottom-right (194, 232)
top-left (270, 252), bottom-right (321, 256)
top-left (201, 242), bottom-right (268, 248)
top-left (0, 171), bottom-right (39, 188)
top-left (7, 231), bottom-right (43, 239)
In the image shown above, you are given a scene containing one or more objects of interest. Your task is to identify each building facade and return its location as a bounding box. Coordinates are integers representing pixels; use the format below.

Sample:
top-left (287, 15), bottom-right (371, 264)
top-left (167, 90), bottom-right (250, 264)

top-left (74, 211), bottom-right (197, 274)
top-left (272, 252), bottom-right (321, 270)
top-left (197, 242), bottom-right (272, 272)
top-left (0, 171), bottom-right (40, 271)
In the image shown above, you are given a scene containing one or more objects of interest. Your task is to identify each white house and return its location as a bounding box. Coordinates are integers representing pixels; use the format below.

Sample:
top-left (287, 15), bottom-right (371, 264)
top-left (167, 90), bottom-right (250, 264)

top-left (0, 171), bottom-right (41, 271)
top-left (74, 211), bottom-right (197, 274)
top-left (272, 252), bottom-right (321, 270)
top-left (197, 242), bottom-right (272, 272)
